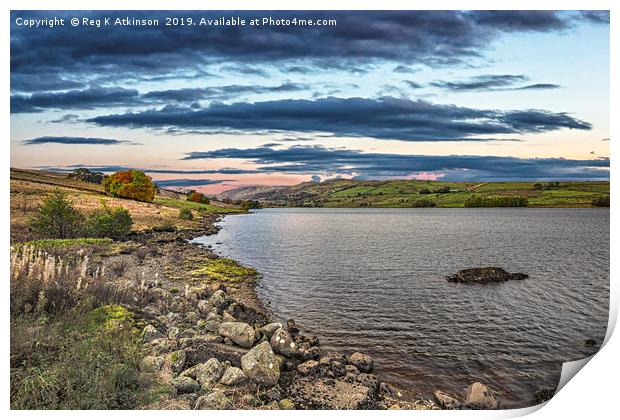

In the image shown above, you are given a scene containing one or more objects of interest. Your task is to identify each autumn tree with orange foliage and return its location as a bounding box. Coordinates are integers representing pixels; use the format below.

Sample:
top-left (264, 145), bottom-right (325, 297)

top-left (103, 170), bottom-right (156, 202)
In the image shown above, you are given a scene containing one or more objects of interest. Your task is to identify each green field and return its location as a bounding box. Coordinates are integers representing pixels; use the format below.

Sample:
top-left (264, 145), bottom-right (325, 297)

top-left (241, 179), bottom-right (610, 208)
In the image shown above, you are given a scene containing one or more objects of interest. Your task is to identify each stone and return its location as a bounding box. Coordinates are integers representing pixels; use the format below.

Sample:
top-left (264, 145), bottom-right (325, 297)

top-left (379, 382), bottom-right (399, 398)
top-left (241, 341), bottom-right (280, 386)
top-left (203, 320), bottom-right (221, 333)
top-left (194, 391), bottom-right (232, 410)
top-left (270, 327), bottom-right (298, 357)
top-left (197, 300), bottom-right (212, 316)
top-left (167, 326), bottom-right (180, 339)
top-left (447, 267), bottom-right (528, 284)
top-left (279, 398), bottom-right (295, 410)
top-left (286, 319), bottom-right (299, 334)
top-left (259, 322), bottom-right (283, 338)
top-left (345, 364), bottom-right (360, 375)
top-left (297, 360), bottom-right (320, 376)
top-left (348, 352), bottom-right (373, 373)
top-left (356, 373), bottom-right (380, 394)
top-left (465, 382), bottom-right (500, 409)
top-left (222, 312), bottom-right (237, 322)
top-left (179, 328), bottom-right (197, 339)
top-left (170, 349), bottom-right (186, 373)
top-left (219, 366), bottom-right (248, 386)
top-left (172, 376), bottom-right (201, 394)
top-left (139, 355), bottom-right (164, 373)
top-left (218, 322), bottom-right (255, 348)
top-left (287, 377), bottom-right (374, 409)
top-left (434, 390), bottom-right (462, 410)
top-left (184, 342), bottom-right (247, 367)
top-left (141, 324), bottom-right (164, 342)
top-left (331, 361), bottom-right (346, 377)
top-left (299, 347), bottom-right (321, 361)
top-left (208, 290), bottom-right (229, 310)
top-left (194, 358), bottom-right (225, 385)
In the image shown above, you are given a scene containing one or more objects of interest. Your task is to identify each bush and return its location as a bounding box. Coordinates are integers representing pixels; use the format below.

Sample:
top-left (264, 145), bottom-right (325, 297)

top-left (179, 208), bottom-right (193, 220)
top-left (187, 192), bottom-right (210, 204)
top-left (103, 170), bottom-right (155, 202)
top-left (238, 200), bottom-right (262, 210)
top-left (85, 203), bottom-right (133, 240)
top-left (465, 195), bottom-right (529, 207)
top-left (411, 199), bottom-right (436, 208)
top-left (68, 168), bottom-right (104, 184)
top-left (29, 190), bottom-right (84, 239)
top-left (592, 196), bottom-right (610, 207)
top-left (419, 188), bottom-right (431, 194)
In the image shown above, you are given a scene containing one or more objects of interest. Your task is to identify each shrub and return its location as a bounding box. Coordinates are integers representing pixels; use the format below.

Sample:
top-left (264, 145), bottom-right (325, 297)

top-left (68, 168), bottom-right (104, 184)
top-left (179, 208), bottom-right (193, 220)
top-left (187, 192), bottom-right (210, 204)
top-left (592, 196), bottom-right (610, 207)
top-left (419, 188), bottom-right (431, 194)
top-left (465, 195), bottom-right (529, 207)
top-left (29, 190), bottom-right (84, 239)
top-left (85, 203), bottom-right (133, 240)
top-left (411, 199), bottom-right (436, 208)
top-left (238, 200), bottom-right (262, 210)
top-left (103, 170), bottom-right (155, 202)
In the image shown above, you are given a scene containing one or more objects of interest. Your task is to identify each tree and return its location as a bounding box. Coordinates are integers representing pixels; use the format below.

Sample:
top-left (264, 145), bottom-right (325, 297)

top-left (85, 203), bottom-right (133, 240)
top-left (187, 192), bottom-right (210, 204)
top-left (29, 190), bottom-right (83, 238)
top-left (103, 170), bottom-right (155, 202)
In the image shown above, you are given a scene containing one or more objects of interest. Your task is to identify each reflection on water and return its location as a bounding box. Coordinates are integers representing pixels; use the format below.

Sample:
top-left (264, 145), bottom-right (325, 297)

top-left (194, 208), bottom-right (609, 408)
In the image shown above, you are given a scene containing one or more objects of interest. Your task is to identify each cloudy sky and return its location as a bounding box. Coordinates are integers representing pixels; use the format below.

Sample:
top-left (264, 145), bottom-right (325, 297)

top-left (10, 10), bottom-right (609, 193)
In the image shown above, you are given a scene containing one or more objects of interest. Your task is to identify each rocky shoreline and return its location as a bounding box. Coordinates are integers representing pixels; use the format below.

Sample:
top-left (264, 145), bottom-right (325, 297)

top-left (125, 214), bottom-right (505, 410)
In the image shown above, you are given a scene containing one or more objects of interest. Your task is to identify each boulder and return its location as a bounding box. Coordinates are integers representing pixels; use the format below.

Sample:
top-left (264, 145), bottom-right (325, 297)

top-left (139, 355), bottom-right (164, 373)
top-left (195, 391), bottom-right (232, 410)
top-left (141, 324), bottom-right (164, 342)
top-left (241, 341), bottom-right (280, 386)
top-left (219, 366), bottom-right (248, 386)
top-left (348, 352), bottom-right (373, 373)
top-left (197, 300), bottom-right (212, 316)
top-left (259, 322), bottom-right (283, 338)
top-left (270, 327), bottom-right (298, 357)
top-left (287, 377), bottom-right (374, 409)
top-left (170, 349), bottom-right (186, 373)
top-left (279, 398), bottom-right (295, 410)
top-left (297, 360), bottom-right (320, 376)
top-left (356, 373), bottom-right (380, 394)
top-left (172, 376), bottom-right (201, 394)
top-left (184, 342), bottom-right (247, 367)
top-left (434, 390), bottom-right (462, 410)
top-left (465, 382), bottom-right (500, 409)
top-left (208, 290), bottom-right (230, 310)
top-left (194, 358), bottom-right (225, 385)
top-left (286, 319), bottom-right (299, 334)
top-left (345, 364), bottom-right (360, 375)
top-left (447, 267), bottom-right (528, 284)
top-left (218, 322), bottom-right (255, 348)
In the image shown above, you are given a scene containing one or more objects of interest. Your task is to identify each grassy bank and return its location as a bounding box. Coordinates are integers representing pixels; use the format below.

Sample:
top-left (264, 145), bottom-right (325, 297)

top-left (219, 179), bottom-right (610, 208)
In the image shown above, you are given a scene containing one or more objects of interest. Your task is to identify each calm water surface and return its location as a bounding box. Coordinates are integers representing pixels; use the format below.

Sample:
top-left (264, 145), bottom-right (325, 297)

top-left (194, 208), bottom-right (609, 408)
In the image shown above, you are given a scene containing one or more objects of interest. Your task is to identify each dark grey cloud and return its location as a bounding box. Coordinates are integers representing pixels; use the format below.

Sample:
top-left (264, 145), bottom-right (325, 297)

top-left (12, 87), bottom-right (140, 113)
top-left (22, 136), bottom-right (129, 146)
top-left (11, 11), bottom-right (605, 92)
top-left (393, 65), bottom-right (417, 74)
top-left (38, 164), bottom-right (259, 175)
top-left (47, 113), bottom-right (81, 124)
top-left (87, 96), bottom-right (591, 141)
top-left (182, 144), bottom-right (609, 181)
top-left (431, 75), bottom-right (562, 92)
top-left (515, 83), bottom-right (562, 90)
top-left (11, 83), bottom-right (311, 114)
top-left (403, 80), bottom-right (424, 89)
top-left (154, 178), bottom-right (232, 187)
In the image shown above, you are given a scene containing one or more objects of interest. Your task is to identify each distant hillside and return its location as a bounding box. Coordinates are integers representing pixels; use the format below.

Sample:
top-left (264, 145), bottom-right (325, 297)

top-left (217, 179), bottom-right (610, 208)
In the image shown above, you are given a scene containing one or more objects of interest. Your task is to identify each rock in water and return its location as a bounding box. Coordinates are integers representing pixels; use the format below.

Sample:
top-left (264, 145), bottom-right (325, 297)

top-left (270, 327), bottom-right (298, 357)
top-left (241, 341), bottom-right (280, 386)
top-left (447, 267), bottom-right (528, 284)
top-left (465, 382), bottom-right (500, 409)
top-left (217, 321), bottom-right (255, 348)
top-left (348, 352), bottom-right (374, 373)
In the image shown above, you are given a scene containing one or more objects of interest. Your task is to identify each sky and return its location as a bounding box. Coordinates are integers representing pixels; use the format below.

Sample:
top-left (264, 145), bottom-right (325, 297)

top-left (10, 10), bottom-right (610, 193)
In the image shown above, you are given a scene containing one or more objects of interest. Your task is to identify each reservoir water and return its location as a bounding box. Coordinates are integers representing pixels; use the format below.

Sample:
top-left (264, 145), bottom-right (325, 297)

top-left (193, 208), bottom-right (609, 408)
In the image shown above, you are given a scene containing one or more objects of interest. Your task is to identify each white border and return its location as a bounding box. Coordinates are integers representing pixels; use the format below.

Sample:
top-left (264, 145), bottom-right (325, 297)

top-left (3, 1), bottom-right (617, 419)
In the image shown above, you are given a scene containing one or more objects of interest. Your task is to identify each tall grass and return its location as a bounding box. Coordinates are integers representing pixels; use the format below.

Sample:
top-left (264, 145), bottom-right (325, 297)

top-left (10, 244), bottom-right (150, 409)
